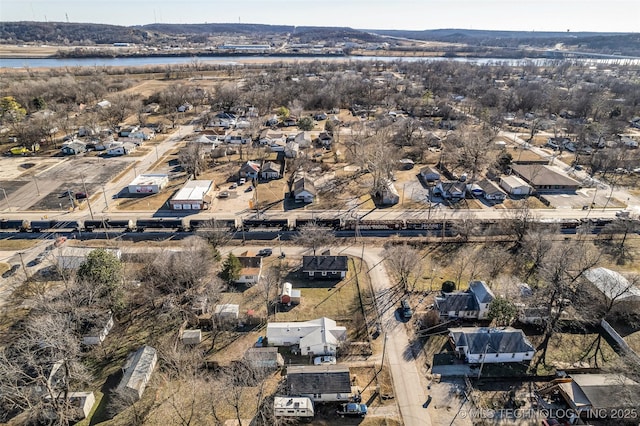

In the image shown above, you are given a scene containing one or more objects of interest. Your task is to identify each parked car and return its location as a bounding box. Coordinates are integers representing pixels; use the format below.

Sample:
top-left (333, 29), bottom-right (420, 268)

top-left (238, 178), bottom-right (246, 185)
top-left (257, 248), bottom-right (273, 257)
top-left (2, 264), bottom-right (20, 279)
top-left (337, 403), bottom-right (367, 418)
top-left (400, 299), bottom-right (413, 319)
top-left (245, 186), bottom-right (253, 192)
top-left (75, 192), bottom-right (87, 199)
top-left (229, 183), bottom-right (237, 189)
top-left (313, 356), bottom-right (337, 365)
top-left (218, 191), bottom-right (229, 198)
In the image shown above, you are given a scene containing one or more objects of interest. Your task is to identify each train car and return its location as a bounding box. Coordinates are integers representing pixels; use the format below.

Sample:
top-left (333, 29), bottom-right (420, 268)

top-left (0, 219), bottom-right (28, 231)
top-left (405, 220), bottom-right (442, 231)
top-left (241, 218), bottom-right (289, 231)
top-left (189, 218), bottom-right (238, 231)
top-left (343, 220), bottom-right (404, 231)
top-left (84, 219), bottom-right (134, 232)
top-left (294, 218), bottom-right (342, 230)
top-left (135, 218), bottom-right (187, 232)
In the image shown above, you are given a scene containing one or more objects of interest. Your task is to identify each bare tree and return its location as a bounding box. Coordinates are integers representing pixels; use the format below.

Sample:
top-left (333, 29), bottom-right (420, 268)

top-left (501, 198), bottom-right (539, 247)
top-left (193, 218), bottom-right (233, 257)
top-left (384, 243), bottom-right (424, 292)
top-left (293, 221), bottom-right (336, 256)
top-left (284, 154), bottom-right (309, 198)
top-left (179, 142), bottom-right (209, 180)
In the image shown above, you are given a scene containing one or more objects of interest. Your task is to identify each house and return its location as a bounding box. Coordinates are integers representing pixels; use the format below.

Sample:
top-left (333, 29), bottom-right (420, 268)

top-left (285, 365), bottom-right (353, 402)
top-left (499, 175), bottom-right (532, 195)
top-left (294, 131), bottom-right (313, 148)
top-left (130, 127), bottom-right (156, 140)
top-left (293, 177), bottom-right (316, 203)
top-left (214, 304), bottom-right (239, 324)
top-left (106, 141), bottom-right (136, 156)
top-left (57, 247), bottom-right (122, 270)
top-left (285, 141), bottom-right (300, 158)
top-left (80, 310), bottom-right (114, 346)
top-left (420, 166), bottom-right (441, 182)
top-left (302, 255), bottom-right (348, 279)
top-left (267, 317), bottom-right (347, 356)
top-left (181, 329), bottom-right (202, 345)
top-left (235, 255), bottom-right (263, 285)
top-left (435, 280), bottom-right (495, 320)
top-left (239, 161), bottom-right (261, 179)
top-left (259, 129), bottom-right (286, 146)
top-left (245, 347), bottom-right (285, 369)
top-left (118, 125), bottom-right (139, 137)
top-left (210, 112), bottom-right (236, 128)
top-left (224, 133), bottom-right (251, 145)
top-left (318, 131), bottom-right (333, 148)
top-left (510, 164), bottom-right (581, 193)
top-left (283, 117), bottom-right (297, 127)
top-left (553, 374), bottom-right (640, 414)
top-left (583, 267), bottom-right (640, 304)
top-left (169, 180), bottom-right (213, 211)
top-left (60, 141), bottom-right (87, 155)
top-left (476, 178), bottom-right (507, 201)
top-left (516, 306), bottom-right (549, 326)
top-left (260, 161), bottom-right (281, 180)
top-left (116, 345), bottom-right (157, 401)
top-left (434, 181), bottom-right (466, 199)
top-left (274, 396), bottom-right (315, 418)
top-left (177, 103), bottom-right (193, 112)
top-left (448, 327), bottom-right (535, 364)
top-left (128, 174), bottom-right (169, 194)
top-left (375, 179), bottom-right (400, 205)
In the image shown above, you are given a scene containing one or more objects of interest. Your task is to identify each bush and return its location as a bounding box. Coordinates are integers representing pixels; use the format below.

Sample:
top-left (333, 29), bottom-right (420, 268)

top-left (442, 280), bottom-right (456, 292)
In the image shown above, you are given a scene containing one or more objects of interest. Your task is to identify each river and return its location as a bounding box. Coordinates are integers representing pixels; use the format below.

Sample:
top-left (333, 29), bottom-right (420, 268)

top-left (2, 55), bottom-right (639, 69)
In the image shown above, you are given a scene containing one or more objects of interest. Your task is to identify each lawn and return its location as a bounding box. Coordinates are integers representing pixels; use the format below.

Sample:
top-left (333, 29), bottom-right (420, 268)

top-left (0, 239), bottom-right (38, 251)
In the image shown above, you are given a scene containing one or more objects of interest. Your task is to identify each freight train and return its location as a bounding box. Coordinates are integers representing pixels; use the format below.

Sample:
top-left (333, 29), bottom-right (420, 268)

top-left (0, 216), bottom-right (620, 236)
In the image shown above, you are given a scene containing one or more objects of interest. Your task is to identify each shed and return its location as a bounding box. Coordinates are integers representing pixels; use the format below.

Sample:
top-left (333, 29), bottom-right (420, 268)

top-left (57, 247), bottom-right (122, 270)
top-left (116, 345), bottom-right (157, 401)
top-left (128, 174), bottom-right (169, 194)
top-left (169, 180), bottom-right (213, 210)
top-left (420, 166), bottom-right (440, 182)
top-left (45, 392), bottom-right (96, 421)
top-left (214, 304), bottom-right (240, 324)
top-left (181, 329), bottom-right (202, 345)
top-left (399, 158), bottom-right (415, 170)
top-left (280, 282), bottom-right (301, 305)
top-left (245, 347), bottom-right (285, 369)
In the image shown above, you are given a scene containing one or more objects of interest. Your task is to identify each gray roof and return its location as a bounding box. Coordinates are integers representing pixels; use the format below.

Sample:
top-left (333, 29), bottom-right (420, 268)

top-left (583, 267), bottom-right (640, 301)
top-left (436, 293), bottom-right (477, 313)
top-left (450, 327), bottom-right (534, 354)
top-left (302, 256), bottom-right (348, 272)
top-left (476, 178), bottom-right (506, 195)
top-left (286, 365), bottom-right (351, 395)
top-left (570, 374), bottom-right (640, 410)
top-left (294, 178), bottom-right (316, 196)
top-left (511, 164), bottom-right (580, 188)
top-left (262, 161), bottom-right (280, 173)
top-left (469, 281), bottom-right (495, 304)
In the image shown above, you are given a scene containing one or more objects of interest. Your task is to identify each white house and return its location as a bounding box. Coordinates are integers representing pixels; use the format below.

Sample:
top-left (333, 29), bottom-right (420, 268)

top-left (435, 280), bottom-right (495, 320)
top-left (294, 131), bottom-right (313, 148)
top-left (266, 317), bottom-right (346, 356)
top-left (500, 175), bottom-right (532, 195)
top-left (61, 141), bottom-right (87, 156)
top-left (285, 141), bottom-right (300, 158)
top-left (449, 327), bottom-right (535, 364)
top-left (239, 160), bottom-right (261, 179)
top-left (302, 255), bottom-right (348, 279)
top-left (128, 174), bottom-right (169, 194)
top-left (106, 141), bottom-right (136, 156)
top-left (116, 345), bottom-right (157, 401)
top-left (260, 161), bottom-right (281, 180)
top-left (375, 179), bottom-right (400, 205)
top-left (293, 177), bottom-right (316, 203)
top-left (285, 365), bottom-right (353, 402)
top-left (274, 396), bottom-right (315, 418)
top-left (435, 181), bottom-right (466, 199)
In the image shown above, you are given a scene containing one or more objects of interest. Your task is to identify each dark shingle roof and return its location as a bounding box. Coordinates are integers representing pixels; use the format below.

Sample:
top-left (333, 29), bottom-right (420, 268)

top-left (437, 293), bottom-right (477, 313)
top-left (469, 281), bottom-right (495, 304)
top-left (286, 365), bottom-right (351, 395)
top-left (451, 327), bottom-right (534, 354)
top-left (294, 178), bottom-right (316, 196)
top-left (302, 256), bottom-right (348, 272)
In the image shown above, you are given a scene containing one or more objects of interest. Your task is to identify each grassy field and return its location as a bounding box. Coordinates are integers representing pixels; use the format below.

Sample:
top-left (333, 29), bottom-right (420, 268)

top-left (0, 239), bottom-right (38, 250)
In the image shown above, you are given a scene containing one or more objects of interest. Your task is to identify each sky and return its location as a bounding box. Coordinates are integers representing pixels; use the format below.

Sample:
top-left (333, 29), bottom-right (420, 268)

top-left (1, 0), bottom-right (639, 33)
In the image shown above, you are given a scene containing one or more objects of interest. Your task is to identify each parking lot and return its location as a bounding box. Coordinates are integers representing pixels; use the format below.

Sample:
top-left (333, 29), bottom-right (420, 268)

top-left (542, 188), bottom-right (626, 210)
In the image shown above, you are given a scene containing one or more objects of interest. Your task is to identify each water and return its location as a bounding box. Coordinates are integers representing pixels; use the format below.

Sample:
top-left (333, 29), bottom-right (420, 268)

top-left (1, 55), bottom-right (638, 69)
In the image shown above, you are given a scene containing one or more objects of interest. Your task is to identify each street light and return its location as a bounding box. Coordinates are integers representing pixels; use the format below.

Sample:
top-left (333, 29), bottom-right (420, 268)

top-left (0, 188), bottom-right (10, 211)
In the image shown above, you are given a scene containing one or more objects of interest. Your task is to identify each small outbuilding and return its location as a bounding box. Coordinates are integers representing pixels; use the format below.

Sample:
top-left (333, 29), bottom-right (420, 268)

top-left (181, 329), bottom-right (202, 345)
top-left (116, 345), bottom-right (157, 401)
top-left (274, 396), bottom-right (315, 418)
top-left (214, 304), bottom-right (240, 324)
top-left (245, 347), bottom-right (285, 369)
top-left (280, 282), bottom-right (301, 305)
top-left (420, 166), bottom-right (441, 182)
top-left (500, 175), bottom-right (532, 195)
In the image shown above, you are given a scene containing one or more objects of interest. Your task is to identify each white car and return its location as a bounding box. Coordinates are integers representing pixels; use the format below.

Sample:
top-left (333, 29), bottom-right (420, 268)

top-left (313, 356), bottom-right (337, 365)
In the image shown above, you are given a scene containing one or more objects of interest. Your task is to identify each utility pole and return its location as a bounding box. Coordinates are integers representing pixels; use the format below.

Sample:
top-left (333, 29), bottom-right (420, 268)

top-left (33, 176), bottom-right (40, 195)
top-left (81, 175), bottom-right (94, 220)
top-left (102, 184), bottom-right (109, 210)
